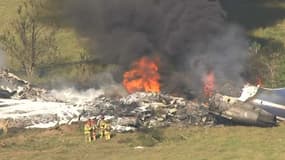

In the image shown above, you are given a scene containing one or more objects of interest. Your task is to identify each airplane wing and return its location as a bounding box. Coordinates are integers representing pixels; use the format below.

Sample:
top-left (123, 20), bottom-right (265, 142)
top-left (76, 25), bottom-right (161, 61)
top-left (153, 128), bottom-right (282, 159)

top-left (248, 87), bottom-right (285, 120)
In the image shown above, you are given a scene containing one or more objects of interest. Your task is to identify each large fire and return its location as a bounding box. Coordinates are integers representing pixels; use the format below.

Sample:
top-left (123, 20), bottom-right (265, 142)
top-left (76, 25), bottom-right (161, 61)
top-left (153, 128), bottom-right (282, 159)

top-left (123, 56), bottom-right (160, 93)
top-left (203, 70), bottom-right (215, 98)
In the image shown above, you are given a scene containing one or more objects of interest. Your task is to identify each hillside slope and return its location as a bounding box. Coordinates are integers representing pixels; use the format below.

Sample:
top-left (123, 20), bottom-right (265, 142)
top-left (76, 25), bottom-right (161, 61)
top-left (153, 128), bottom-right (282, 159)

top-left (2, 124), bottom-right (285, 160)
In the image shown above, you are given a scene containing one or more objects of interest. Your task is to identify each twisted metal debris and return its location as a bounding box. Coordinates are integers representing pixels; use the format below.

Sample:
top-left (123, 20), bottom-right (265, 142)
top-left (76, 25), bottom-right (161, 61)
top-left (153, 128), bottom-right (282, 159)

top-left (0, 69), bottom-right (215, 132)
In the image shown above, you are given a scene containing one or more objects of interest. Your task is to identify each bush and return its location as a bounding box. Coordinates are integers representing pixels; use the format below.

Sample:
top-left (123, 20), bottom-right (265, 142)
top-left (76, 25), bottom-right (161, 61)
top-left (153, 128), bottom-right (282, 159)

top-left (135, 128), bottom-right (165, 147)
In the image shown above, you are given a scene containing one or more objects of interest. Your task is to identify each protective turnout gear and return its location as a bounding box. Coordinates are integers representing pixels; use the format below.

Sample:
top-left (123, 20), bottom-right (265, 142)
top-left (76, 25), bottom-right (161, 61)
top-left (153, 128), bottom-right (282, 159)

top-left (98, 120), bottom-right (112, 140)
top-left (84, 120), bottom-right (92, 142)
top-left (97, 115), bottom-right (112, 140)
top-left (98, 119), bottom-right (107, 139)
top-left (104, 123), bottom-right (111, 140)
top-left (84, 119), bottom-right (97, 142)
top-left (91, 119), bottom-right (97, 141)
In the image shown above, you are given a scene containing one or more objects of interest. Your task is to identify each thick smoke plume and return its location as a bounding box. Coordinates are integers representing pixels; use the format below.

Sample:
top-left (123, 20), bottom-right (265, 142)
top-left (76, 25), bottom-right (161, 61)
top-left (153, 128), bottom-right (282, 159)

top-left (64, 0), bottom-right (249, 94)
top-left (188, 25), bottom-right (249, 94)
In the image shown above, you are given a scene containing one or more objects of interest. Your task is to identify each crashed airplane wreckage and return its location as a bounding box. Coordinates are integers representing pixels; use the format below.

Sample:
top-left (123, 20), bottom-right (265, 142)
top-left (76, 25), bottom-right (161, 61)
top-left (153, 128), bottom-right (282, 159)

top-left (0, 91), bottom-right (215, 131)
top-left (0, 69), bottom-right (283, 132)
top-left (0, 70), bottom-right (215, 132)
top-left (209, 85), bottom-right (285, 126)
top-left (0, 69), bottom-right (48, 99)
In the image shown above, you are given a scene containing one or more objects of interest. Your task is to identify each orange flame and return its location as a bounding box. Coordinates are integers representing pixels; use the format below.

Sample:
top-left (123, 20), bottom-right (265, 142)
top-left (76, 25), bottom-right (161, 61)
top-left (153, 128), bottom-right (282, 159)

top-left (256, 77), bottom-right (262, 87)
top-left (203, 70), bottom-right (215, 98)
top-left (123, 56), bottom-right (160, 93)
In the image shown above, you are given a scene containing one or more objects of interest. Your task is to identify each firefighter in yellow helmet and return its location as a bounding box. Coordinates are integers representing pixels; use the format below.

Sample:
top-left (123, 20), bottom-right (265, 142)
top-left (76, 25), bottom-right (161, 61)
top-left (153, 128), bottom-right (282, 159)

top-left (98, 115), bottom-right (107, 139)
top-left (84, 119), bottom-right (92, 142)
top-left (104, 121), bottom-right (111, 140)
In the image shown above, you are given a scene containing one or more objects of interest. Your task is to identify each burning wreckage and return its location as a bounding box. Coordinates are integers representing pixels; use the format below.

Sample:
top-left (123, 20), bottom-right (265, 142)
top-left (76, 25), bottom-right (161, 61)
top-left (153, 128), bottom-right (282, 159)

top-left (0, 69), bottom-right (214, 132)
top-left (210, 84), bottom-right (285, 126)
top-left (0, 69), bottom-right (283, 134)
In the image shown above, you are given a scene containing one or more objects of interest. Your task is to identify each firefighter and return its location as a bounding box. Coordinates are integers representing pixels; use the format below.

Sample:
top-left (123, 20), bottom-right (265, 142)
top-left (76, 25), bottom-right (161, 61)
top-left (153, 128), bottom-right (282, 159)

top-left (98, 115), bottom-right (106, 139)
top-left (84, 119), bottom-right (92, 142)
top-left (91, 118), bottom-right (97, 141)
top-left (104, 121), bottom-right (111, 140)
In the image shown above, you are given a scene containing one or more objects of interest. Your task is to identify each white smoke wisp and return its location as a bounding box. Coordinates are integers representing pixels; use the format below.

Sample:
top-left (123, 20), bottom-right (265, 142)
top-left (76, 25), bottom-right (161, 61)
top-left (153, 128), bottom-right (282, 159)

top-left (92, 72), bottom-right (128, 96)
top-left (50, 88), bottom-right (104, 104)
top-left (48, 72), bottom-right (128, 104)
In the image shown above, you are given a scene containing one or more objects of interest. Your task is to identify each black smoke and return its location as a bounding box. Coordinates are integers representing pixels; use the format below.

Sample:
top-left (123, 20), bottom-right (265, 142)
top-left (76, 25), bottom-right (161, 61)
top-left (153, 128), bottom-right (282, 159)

top-left (64, 0), bottom-right (249, 94)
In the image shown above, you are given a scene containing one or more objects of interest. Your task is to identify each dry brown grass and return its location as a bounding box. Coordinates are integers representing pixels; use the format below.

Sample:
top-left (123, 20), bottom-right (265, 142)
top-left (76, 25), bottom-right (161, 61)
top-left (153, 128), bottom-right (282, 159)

top-left (1, 123), bottom-right (285, 160)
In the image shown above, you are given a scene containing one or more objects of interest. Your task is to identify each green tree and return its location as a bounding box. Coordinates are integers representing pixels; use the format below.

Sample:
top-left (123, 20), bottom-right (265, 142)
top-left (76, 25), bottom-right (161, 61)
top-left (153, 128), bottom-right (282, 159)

top-left (0, 0), bottom-right (58, 78)
top-left (259, 53), bottom-right (281, 87)
top-left (248, 40), bottom-right (285, 87)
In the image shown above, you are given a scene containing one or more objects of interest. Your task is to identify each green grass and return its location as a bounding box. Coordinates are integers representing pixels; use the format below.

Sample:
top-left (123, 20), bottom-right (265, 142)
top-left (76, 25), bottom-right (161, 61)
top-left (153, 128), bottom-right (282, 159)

top-left (221, 0), bottom-right (285, 47)
top-left (0, 0), bottom-right (21, 32)
top-left (251, 21), bottom-right (285, 51)
top-left (2, 123), bottom-right (285, 160)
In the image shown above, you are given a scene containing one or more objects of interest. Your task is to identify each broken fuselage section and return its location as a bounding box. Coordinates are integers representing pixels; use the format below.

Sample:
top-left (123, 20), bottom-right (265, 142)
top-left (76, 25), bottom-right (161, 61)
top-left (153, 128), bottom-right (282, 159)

top-left (209, 85), bottom-right (283, 126)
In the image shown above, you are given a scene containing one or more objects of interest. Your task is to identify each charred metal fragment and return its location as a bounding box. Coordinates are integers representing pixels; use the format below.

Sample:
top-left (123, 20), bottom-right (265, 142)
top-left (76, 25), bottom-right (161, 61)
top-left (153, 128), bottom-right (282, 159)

top-left (209, 93), bottom-right (276, 126)
top-left (0, 89), bottom-right (17, 99)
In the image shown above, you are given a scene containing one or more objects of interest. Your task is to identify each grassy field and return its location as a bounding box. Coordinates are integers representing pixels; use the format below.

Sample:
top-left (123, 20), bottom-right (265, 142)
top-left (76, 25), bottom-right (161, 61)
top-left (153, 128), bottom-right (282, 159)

top-left (1, 123), bottom-right (285, 160)
top-left (0, 0), bottom-right (20, 31)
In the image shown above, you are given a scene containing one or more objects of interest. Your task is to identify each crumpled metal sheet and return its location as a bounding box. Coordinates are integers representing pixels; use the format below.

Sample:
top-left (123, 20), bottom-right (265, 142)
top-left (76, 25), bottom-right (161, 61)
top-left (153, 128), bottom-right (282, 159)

top-left (0, 70), bottom-right (215, 132)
